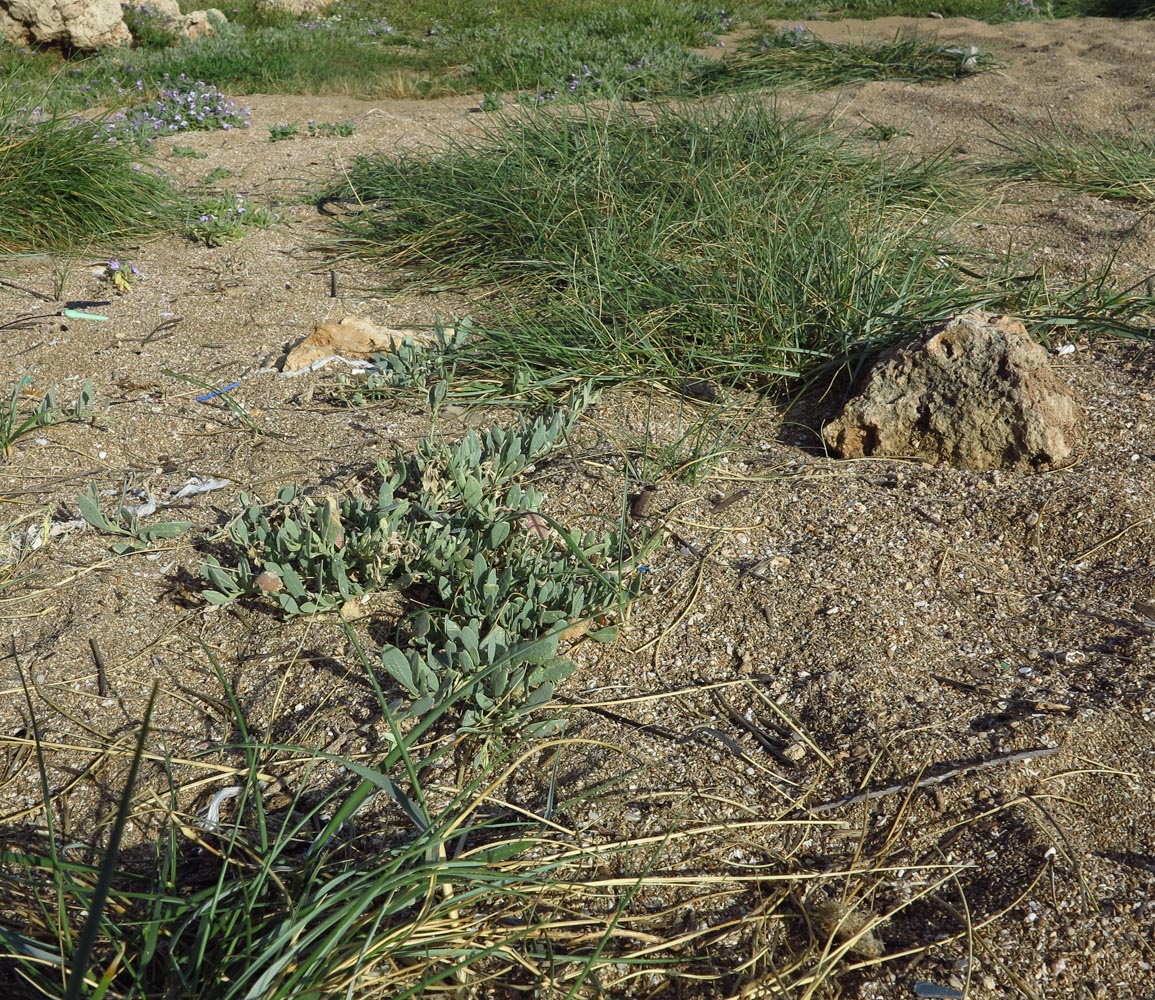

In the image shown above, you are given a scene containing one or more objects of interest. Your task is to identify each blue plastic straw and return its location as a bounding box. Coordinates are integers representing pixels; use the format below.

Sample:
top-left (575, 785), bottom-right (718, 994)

top-left (196, 381), bottom-right (241, 403)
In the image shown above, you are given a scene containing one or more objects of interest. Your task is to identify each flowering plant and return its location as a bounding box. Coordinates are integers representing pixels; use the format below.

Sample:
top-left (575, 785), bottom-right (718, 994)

top-left (102, 75), bottom-right (250, 147)
top-left (187, 194), bottom-right (272, 246)
top-left (103, 258), bottom-right (142, 293)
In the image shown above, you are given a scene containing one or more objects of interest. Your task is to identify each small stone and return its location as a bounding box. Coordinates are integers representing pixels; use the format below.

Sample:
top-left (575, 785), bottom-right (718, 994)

top-left (255, 570), bottom-right (283, 593)
top-left (783, 742), bottom-right (807, 762)
top-left (339, 598), bottom-right (369, 621)
top-left (809, 899), bottom-right (883, 958)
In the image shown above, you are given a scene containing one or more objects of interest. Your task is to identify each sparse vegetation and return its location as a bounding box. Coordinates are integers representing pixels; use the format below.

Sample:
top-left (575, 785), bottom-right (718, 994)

top-left (78, 483), bottom-right (193, 554)
top-left (991, 118), bottom-right (1155, 201)
top-left (1, 2), bottom-right (1154, 998)
top-left (186, 192), bottom-right (273, 246)
top-left (0, 377), bottom-right (95, 459)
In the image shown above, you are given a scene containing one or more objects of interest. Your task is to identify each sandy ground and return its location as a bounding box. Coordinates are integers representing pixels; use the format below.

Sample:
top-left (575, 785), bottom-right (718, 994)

top-left (2, 15), bottom-right (1154, 998)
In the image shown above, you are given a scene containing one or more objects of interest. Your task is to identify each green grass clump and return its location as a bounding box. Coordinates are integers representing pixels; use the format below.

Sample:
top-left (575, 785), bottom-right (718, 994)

top-left (0, 377), bottom-right (95, 459)
top-left (215, 0), bottom-right (302, 30)
top-left (702, 28), bottom-right (990, 92)
top-left (992, 120), bottom-right (1155, 202)
top-left (0, 102), bottom-right (177, 252)
top-left (0, 642), bottom-right (686, 999)
top-left (445, 1), bottom-right (725, 100)
top-left (324, 99), bottom-right (989, 387)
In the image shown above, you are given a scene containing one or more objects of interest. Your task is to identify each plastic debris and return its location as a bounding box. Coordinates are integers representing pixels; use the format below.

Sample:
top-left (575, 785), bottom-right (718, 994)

top-left (940, 44), bottom-right (981, 71)
top-left (195, 381), bottom-right (240, 402)
top-left (201, 786), bottom-right (244, 831)
top-left (123, 497), bottom-right (158, 518)
top-left (279, 355), bottom-right (374, 377)
top-left (172, 477), bottom-right (231, 499)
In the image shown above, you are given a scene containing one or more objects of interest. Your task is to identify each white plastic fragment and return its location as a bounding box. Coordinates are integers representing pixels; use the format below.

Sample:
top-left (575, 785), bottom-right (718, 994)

top-left (173, 476), bottom-right (231, 499)
top-left (940, 44), bottom-right (981, 71)
top-left (123, 497), bottom-right (157, 518)
top-left (201, 785), bottom-right (244, 831)
top-left (279, 354), bottom-right (375, 376)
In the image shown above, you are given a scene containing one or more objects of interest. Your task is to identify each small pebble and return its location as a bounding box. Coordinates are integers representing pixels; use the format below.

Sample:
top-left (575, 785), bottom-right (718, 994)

top-left (783, 742), bottom-right (807, 762)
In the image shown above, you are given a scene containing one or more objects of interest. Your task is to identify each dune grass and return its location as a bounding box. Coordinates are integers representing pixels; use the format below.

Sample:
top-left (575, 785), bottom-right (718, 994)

top-left (324, 96), bottom-right (1155, 388)
top-left (698, 28), bottom-right (990, 92)
top-left (0, 636), bottom-right (814, 999)
top-left (323, 100), bottom-right (995, 387)
top-left (0, 98), bottom-right (177, 253)
top-left (991, 119), bottom-right (1155, 202)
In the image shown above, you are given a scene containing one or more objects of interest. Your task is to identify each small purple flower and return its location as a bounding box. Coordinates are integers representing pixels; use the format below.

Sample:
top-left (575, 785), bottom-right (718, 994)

top-left (108, 258), bottom-right (121, 271)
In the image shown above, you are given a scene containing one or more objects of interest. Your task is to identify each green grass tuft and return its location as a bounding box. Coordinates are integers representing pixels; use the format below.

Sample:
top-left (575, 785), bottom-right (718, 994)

top-left (0, 102), bottom-right (177, 253)
top-left (324, 99), bottom-right (991, 387)
top-left (701, 28), bottom-right (991, 92)
top-left (991, 119), bottom-right (1155, 202)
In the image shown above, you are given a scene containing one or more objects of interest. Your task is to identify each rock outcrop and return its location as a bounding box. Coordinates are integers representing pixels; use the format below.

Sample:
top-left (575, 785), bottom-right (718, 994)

top-left (126, 0), bottom-right (180, 18)
top-left (181, 8), bottom-right (225, 40)
top-left (0, 1), bottom-right (228, 50)
top-left (822, 312), bottom-right (1084, 471)
top-left (122, 1), bottom-right (227, 42)
top-left (0, 0), bottom-right (130, 50)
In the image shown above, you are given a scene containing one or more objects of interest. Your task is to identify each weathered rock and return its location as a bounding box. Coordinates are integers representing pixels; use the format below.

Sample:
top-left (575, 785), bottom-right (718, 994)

top-left (0, 0), bottom-right (130, 50)
top-left (121, 1), bottom-right (226, 42)
top-left (258, 0), bottom-right (327, 13)
top-left (284, 316), bottom-right (442, 372)
top-left (123, 0), bottom-right (181, 19)
top-left (821, 312), bottom-right (1084, 471)
top-left (182, 8), bottom-right (225, 41)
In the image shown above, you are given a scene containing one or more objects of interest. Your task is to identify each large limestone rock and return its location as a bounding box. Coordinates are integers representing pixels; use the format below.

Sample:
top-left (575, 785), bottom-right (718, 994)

top-left (0, 0), bottom-right (130, 49)
top-left (121, 1), bottom-right (227, 42)
top-left (822, 312), bottom-right (1084, 471)
top-left (284, 316), bottom-right (442, 372)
